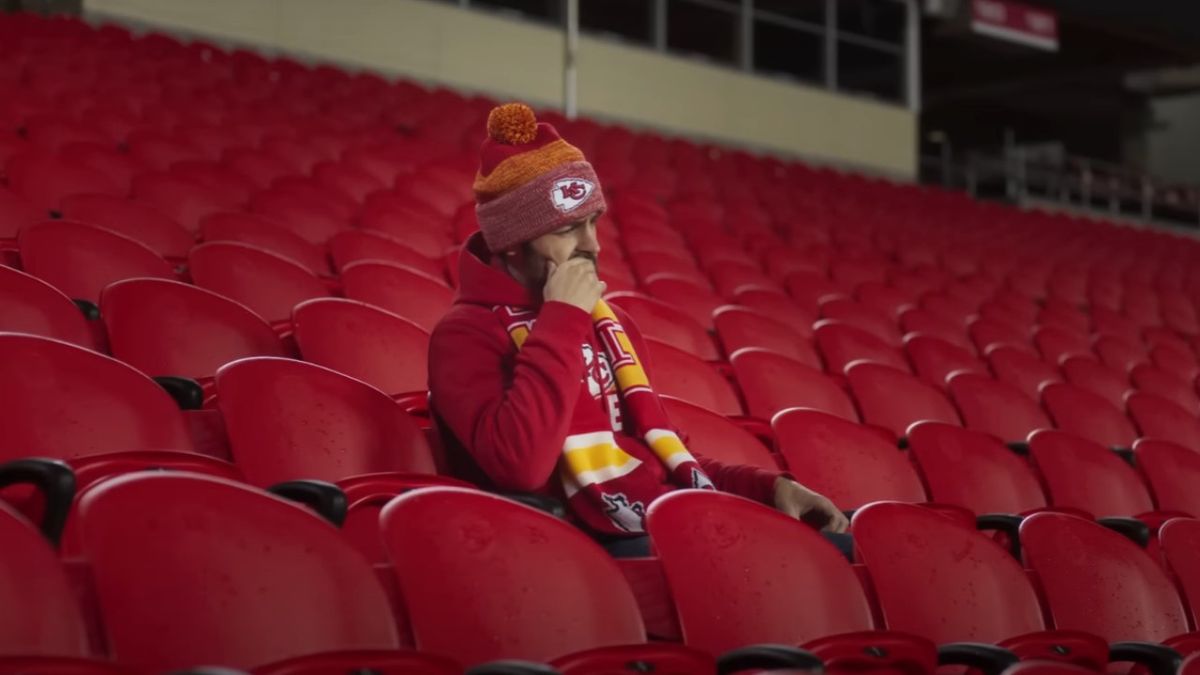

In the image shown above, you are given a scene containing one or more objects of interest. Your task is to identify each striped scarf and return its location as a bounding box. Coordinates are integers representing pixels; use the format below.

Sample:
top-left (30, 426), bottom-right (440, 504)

top-left (495, 299), bottom-right (713, 534)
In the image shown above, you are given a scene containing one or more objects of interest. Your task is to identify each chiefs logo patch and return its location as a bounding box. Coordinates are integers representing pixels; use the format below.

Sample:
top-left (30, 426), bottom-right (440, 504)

top-left (550, 177), bottom-right (594, 212)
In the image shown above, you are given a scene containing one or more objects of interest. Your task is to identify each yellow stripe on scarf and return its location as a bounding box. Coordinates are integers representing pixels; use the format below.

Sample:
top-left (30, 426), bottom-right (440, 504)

top-left (592, 300), bottom-right (649, 389)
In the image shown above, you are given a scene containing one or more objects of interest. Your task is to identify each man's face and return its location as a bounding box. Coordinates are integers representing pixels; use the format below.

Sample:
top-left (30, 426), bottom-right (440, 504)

top-left (509, 213), bottom-right (602, 286)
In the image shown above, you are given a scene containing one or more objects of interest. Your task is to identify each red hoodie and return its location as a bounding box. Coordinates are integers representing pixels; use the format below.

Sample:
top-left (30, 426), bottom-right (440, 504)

top-left (428, 233), bottom-right (781, 536)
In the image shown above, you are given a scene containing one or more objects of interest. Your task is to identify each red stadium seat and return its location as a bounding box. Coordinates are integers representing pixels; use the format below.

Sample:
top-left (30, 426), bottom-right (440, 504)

top-left (642, 274), bottom-right (724, 329)
top-left (627, 250), bottom-right (708, 287)
top-left (76, 473), bottom-right (457, 673)
top-left (731, 347), bottom-right (857, 422)
top-left (0, 265), bottom-right (95, 348)
top-left (1092, 335), bottom-right (1147, 374)
top-left (1020, 512), bottom-right (1196, 653)
top-left (381, 487), bottom-right (717, 672)
top-left (813, 319), bottom-right (909, 374)
top-left (188, 242), bottom-right (332, 327)
top-left (1130, 363), bottom-right (1200, 412)
top-left (712, 305), bottom-right (818, 366)
top-left (169, 160), bottom-right (254, 206)
top-left (645, 490), bottom-right (939, 671)
top-left (131, 171), bottom-right (235, 233)
top-left (607, 292), bottom-right (720, 361)
top-left (706, 259), bottom-right (778, 298)
top-left (1132, 439), bottom-right (1200, 517)
top-left (900, 308), bottom-right (974, 351)
top-left (329, 229), bottom-right (444, 279)
top-left (1127, 392), bottom-right (1200, 450)
top-left (660, 396), bottom-right (778, 470)
top-left (1059, 356), bottom-right (1131, 410)
top-left (101, 278), bottom-right (286, 389)
top-left (731, 287), bottom-right (815, 336)
top-left (645, 339), bottom-right (742, 416)
top-left (784, 270), bottom-right (844, 314)
top-left (1149, 343), bottom-right (1199, 382)
top-left (905, 333), bottom-right (986, 389)
top-left (856, 280), bottom-right (916, 319)
top-left (1027, 430), bottom-right (1173, 526)
top-left (1040, 382), bottom-right (1138, 449)
top-left (986, 345), bottom-right (1062, 402)
top-left (1160, 518), bottom-right (1200, 627)
top-left (907, 421), bottom-right (1049, 515)
top-left (853, 502), bottom-right (1108, 668)
top-left (846, 361), bottom-right (961, 439)
top-left (6, 149), bottom-right (122, 213)
top-left (773, 408), bottom-right (925, 509)
top-left (820, 298), bottom-right (903, 345)
top-left (201, 212), bottom-right (331, 276)
top-left (250, 186), bottom-right (351, 245)
top-left (18, 220), bottom-right (175, 302)
top-left (947, 372), bottom-right (1053, 443)
top-left (0, 186), bottom-right (41, 241)
top-left (341, 261), bottom-right (454, 333)
top-left (969, 318), bottom-right (1032, 355)
top-left (293, 298), bottom-right (430, 401)
top-left (59, 194), bottom-right (194, 261)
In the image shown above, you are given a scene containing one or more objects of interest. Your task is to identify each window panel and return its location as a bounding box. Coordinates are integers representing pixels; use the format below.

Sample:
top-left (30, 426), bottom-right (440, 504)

top-left (753, 18), bottom-right (824, 84)
top-left (667, 0), bottom-right (738, 65)
top-left (580, 0), bottom-right (654, 45)
top-left (837, 40), bottom-right (903, 102)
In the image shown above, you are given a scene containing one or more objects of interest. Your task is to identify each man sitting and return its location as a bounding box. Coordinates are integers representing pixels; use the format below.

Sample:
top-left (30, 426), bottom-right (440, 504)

top-left (429, 102), bottom-right (849, 557)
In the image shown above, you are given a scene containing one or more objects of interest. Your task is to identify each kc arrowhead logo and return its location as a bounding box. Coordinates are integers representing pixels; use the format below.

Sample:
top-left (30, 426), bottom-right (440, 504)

top-left (550, 177), bottom-right (594, 212)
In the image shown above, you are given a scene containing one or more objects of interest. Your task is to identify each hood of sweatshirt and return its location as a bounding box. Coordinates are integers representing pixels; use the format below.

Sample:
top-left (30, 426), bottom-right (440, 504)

top-left (454, 231), bottom-right (542, 310)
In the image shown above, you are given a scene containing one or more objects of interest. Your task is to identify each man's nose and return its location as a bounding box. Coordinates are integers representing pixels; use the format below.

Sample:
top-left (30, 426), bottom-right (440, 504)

top-left (579, 224), bottom-right (600, 254)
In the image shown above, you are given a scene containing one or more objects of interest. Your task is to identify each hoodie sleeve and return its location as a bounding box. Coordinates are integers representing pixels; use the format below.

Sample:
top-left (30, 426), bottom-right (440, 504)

top-left (615, 307), bottom-right (783, 506)
top-left (429, 301), bottom-right (594, 492)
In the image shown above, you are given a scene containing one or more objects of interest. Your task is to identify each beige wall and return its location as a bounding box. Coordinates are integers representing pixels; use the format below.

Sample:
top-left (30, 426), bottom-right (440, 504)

top-left (84, 0), bottom-right (916, 178)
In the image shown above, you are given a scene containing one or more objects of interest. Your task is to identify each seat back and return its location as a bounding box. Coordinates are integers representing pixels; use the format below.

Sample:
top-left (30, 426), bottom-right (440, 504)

top-left (1027, 430), bottom-right (1155, 518)
top-left (642, 274), bottom-right (723, 328)
top-left (188, 241), bottom-right (331, 324)
top-left (713, 305), bottom-right (819, 367)
top-left (846, 361), bottom-right (961, 439)
top-left (607, 292), bottom-right (719, 361)
top-left (907, 422), bottom-right (1047, 514)
top-left (1020, 512), bottom-right (1189, 642)
top-left (731, 347), bottom-right (857, 421)
top-left (0, 501), bottom-right (91, 657)
top-left (0, 332), bottom-right (191, 460)
top-left (947, 372), bottom-right (1052, 443)
top-left (0, 264), bottom-right (95, 348)
top-left (643, 339), bottom-right (742, 415)
top-left (328, 229), bottom-right (443, 279)
top-left (731, 288), bottom-right (815, 336)
top-left (820, 298), bottom-right (903, 345)
top-left (854, 501), bottom-right (1048, 642)
top-left (381, 487), bottom-right (646, 667)
top-left (986, 345), bottom-right (1062, 402)
top-left (1127, 392), bottom-right (1200, 450)
top-left (19, 220), bottom-right (174, 302)
top-left (1033, 326), bottom-right (1091, 365)
top-left (1059, 356), bottom-right (1131, 410)
top-left (1134, 439), bottom-right (1200, 517)
top-left (60, 193), bottom-right (193, 260)
top-left (293, 298), bottom-right (430, 398)
top-left (814, 319), bottom-right (909, 374)
top-left (1130, 363), bottom-right (1200, 412)
top-left (1159, 518), bottom-right (1200, 626)
top-left (101, 278), bottom-right (285, 381)
top-left (216, 357), bottom-right (436, 486)
top-left (1040, 383), bottom-right (1138, 449)
top-left (904, 333), bottom-right (986, 389)
top-left (341, 261), bottom-right (454, 333)
top-left (1092, 335), bottom-right (1147, 374)
top-left (661, 396), bottom-right (778, 470)
top-left (77, 473), bottom-right (399, 671)
top-left (645, 490), bottom-right (875, 655)
top-left (201, 212), bottom-right (330, 276)
top-left (772, 408), bottom-right (925, 509)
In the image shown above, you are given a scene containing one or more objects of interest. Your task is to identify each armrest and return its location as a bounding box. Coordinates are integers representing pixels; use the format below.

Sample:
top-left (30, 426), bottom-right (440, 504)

top-left (500, 493), bottom-right (566, 519)
top-left (937, 642), bottom-right (1019, 675)
top-left (0, 458), bottom-right (75, 546)
top-left (73, 298), bottom-right (101, 320)
top-left (466, 660), bottom-right (560, 675)
top-left (1109, 641), bottom-right (1181, 675)
top-left (717, 644), bottom-right (824, 674)
top-left (1005, 441), bottom-right (1030, 456)
top-left (268, 480), bottom-right (347, 527)
top-left (153, 376), bottom-right (204, 411)
top-left (337, 472), bottom-right (473, 510)
top-left (1096, 517), bottom-right (1151, 548)
top-left (975, 513), bottom-right (1024, 559)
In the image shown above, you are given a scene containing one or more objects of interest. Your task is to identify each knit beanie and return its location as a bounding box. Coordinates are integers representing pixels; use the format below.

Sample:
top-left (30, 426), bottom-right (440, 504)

top-left (474, 103), bottom-right (606, 253)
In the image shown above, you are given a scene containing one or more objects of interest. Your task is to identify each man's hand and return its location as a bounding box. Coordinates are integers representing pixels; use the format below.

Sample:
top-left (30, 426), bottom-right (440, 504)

top-left (773, 477), bottom-right (849, 533)
top-left (544, 258), bottom-right (605, 313)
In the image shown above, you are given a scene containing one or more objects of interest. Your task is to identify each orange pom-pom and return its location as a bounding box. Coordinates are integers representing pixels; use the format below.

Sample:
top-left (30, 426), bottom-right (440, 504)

top-left (487, 103), bottom-right (538, 145)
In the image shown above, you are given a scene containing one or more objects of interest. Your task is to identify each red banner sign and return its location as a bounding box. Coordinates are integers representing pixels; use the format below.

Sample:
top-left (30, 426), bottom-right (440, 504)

top-left (971, 0), bottom-right (1059, 51)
